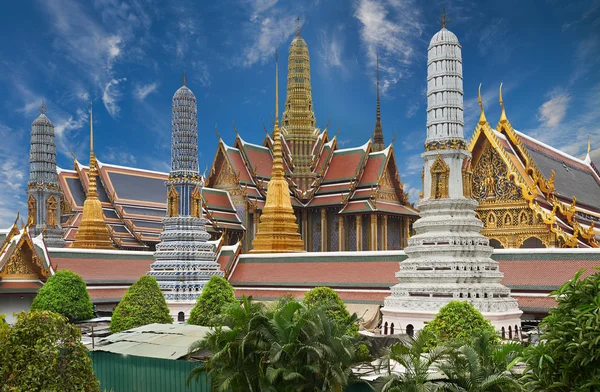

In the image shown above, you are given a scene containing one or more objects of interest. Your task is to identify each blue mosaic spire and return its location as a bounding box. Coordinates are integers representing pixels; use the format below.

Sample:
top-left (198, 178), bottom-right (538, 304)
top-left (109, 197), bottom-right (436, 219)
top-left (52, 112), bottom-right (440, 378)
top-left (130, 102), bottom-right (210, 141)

top-left (26, 102), bottom-right (65, 247)
top-left (149, 79), bottom-right (223, 309)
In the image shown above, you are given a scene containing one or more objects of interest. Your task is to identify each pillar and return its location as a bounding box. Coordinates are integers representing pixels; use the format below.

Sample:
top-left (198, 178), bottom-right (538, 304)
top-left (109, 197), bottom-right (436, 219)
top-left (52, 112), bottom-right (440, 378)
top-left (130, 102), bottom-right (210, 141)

top-left (356, 215), bottom-right (362, 251)
top-left (403, 217), bottom-right (410, 248)
top-left (383, 215), bottom-right (388, 250)
top-left (302, 209), bottom-right (308, 251)
top-left (321, 208), bottom-right (327, 252)
top-left (338, 215), bottom-right (344, 251)
top-left (370, 214), bottom-right (378, 251)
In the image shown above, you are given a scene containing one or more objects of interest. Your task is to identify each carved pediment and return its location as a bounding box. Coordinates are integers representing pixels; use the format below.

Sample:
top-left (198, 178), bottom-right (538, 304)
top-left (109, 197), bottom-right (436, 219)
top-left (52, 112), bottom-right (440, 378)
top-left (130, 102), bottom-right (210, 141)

top-left (472, 144), bottom-right (520, 202)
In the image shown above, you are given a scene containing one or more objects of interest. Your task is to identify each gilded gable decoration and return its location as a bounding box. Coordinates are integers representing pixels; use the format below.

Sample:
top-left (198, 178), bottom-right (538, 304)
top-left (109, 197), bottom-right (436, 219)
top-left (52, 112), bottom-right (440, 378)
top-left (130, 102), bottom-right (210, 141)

top-left (430, 155), bottom-right (449, 199)
top-left (167, 185), bottom-right (179, 217)
top-left (472, 144), bottom-right (520, 202)
top-left (27, 195), bottom-right (36, 225)
top-left (191, 186), bottom-right (202, 218)
top-left (46, 195), bottom-right (57, 228)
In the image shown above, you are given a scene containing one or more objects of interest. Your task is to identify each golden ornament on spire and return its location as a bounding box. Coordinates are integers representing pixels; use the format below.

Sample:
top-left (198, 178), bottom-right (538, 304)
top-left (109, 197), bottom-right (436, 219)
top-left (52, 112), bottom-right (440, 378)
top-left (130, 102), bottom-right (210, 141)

top-left (438, 8), bottom-right (448, 28)
top-left (499, 83), bottom-right (508, 123)
top-left (72, 103), bottom-right (113, 249)
top-left (251, 53), bottom-right (304, 253)
top-left (296, 16), bottom-right (301, 36)
top-left (588, 135), bottom-right (591, 155)
top-left (40, 100), bottom-right (46, 115)
top-left (478, 83), bottom-right (487, 124)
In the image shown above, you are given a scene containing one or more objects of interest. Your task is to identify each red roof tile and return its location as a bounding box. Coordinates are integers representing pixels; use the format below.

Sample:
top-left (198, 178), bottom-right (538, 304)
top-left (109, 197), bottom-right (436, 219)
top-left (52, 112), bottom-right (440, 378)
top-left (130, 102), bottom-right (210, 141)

top-left (358, 154), bottom-right (386, 186)
top-left (323, 149), bottom-right (367, 184)
top-left (225, 148), bottom-right (253, 183)
top-left (88, 288), bottom-right (128, 302)
top-left (499, 259), bottom-right (599, 288)
top-left (514, 295), bottom-right (557, 311)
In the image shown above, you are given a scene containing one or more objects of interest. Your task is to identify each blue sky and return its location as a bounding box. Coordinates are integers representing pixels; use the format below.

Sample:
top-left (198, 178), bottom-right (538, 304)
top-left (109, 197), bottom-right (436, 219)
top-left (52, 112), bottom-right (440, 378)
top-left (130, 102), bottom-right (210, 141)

top-left (0, 0), bottom-right (599, 227)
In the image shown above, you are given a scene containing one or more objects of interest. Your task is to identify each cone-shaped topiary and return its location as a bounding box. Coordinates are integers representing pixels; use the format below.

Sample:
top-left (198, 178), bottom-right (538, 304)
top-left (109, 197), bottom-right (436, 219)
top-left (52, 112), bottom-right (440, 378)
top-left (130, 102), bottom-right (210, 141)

top-left (30, 270), bottom-right (94, 322)
top-left (110, 275), bottom-right (172, 332)
top-left (188, 276), bottom-right (237, 326)
top-left (422, 301), bottom-right (496, 348)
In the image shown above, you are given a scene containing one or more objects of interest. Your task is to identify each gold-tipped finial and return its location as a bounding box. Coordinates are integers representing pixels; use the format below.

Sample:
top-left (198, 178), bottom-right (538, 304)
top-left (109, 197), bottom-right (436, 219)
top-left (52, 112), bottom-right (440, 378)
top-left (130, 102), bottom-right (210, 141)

top-left (215, 123), bottom-right (221, 139)
top-left (438, 8), bottom-right (448, 28)
top-left (182, 71), bottom-right (187, 86)
top-left (499, 83), bottom-right (508, 123)
top-left (588, 135), bottom-right (591, 155)
top-left (296, 16), bottom-right (301, 36)
top-left (478, 83), bottom-right (487, 124)
top-left (40, 100), bottom-right (46, 115)
top-left (89, 101), bottom-right (94, 153)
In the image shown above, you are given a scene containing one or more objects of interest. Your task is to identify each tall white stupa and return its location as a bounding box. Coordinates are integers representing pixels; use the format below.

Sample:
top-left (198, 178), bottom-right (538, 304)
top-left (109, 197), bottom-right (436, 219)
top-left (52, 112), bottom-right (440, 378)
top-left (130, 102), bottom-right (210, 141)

top-left (382, 15), bottom-right (522, 332)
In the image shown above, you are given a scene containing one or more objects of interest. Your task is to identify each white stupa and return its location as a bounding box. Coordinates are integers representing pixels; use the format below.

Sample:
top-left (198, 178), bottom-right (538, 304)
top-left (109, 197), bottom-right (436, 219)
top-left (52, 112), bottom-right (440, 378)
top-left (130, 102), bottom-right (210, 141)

top-left (382, 18), bottom-right (522, 332)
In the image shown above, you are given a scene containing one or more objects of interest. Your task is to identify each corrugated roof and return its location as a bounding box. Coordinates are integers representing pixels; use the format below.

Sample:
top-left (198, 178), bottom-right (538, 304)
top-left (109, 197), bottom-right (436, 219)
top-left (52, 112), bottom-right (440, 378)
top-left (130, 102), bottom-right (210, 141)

top-left (94, 323), bottom-right (214, 360)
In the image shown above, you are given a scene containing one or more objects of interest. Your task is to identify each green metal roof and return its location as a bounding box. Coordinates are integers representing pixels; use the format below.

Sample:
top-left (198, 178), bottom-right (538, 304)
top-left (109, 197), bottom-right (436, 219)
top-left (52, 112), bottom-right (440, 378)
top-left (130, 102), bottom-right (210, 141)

top-left (93, 323), bottom-right (214, 360)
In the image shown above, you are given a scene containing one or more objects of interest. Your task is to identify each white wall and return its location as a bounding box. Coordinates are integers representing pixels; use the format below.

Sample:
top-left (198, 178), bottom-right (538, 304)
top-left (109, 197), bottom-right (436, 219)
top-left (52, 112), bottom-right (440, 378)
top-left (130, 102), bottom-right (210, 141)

top-left (0, 295), bottom-right (34, 323)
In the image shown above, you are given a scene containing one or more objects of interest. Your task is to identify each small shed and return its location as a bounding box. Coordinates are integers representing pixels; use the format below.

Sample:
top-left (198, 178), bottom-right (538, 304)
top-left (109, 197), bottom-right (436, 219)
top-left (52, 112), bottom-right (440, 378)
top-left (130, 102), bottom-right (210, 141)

top-left (91, 323), bottom-right (211, 392)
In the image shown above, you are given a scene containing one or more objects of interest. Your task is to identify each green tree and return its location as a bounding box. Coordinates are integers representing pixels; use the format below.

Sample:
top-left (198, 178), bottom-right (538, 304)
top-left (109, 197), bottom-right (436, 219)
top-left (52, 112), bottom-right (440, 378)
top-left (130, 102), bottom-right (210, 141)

top-left (377, 329), bottom-right (449, 392)
top-left (0, 310), bottom-right (100, 392)
top-left (438, 332), bottom-right (523, 392)
top-left (30, 269), bottom-right (94, 322)
top-left (110, 275), bottom-right (172, 333)
top-left (303, 286), bottom-right (356, 333)
top-left (423, 301), bottom-right (497, 349)
top-left (188, 276), bottom-right (237, 326)
top-left (521, 268), bottom-right (600, 391)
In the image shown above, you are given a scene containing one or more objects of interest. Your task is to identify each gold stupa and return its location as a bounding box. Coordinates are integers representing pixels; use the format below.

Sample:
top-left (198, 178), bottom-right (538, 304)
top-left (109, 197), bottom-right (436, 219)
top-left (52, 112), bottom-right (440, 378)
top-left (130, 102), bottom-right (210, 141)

top-left (251, 53), bottom-right (304, 253)
top-left (72, 105), bottom-right (114, 249)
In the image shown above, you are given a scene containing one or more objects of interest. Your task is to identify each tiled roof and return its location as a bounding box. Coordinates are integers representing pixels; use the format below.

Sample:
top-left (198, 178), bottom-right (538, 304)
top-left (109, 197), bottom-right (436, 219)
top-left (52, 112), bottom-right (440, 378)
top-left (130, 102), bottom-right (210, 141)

top-left (514, 296), bottom-right (557, 312)
top-left (88, 288), bottom-right (128, 303)
top-left (0, 280), bottom-right (43, 293)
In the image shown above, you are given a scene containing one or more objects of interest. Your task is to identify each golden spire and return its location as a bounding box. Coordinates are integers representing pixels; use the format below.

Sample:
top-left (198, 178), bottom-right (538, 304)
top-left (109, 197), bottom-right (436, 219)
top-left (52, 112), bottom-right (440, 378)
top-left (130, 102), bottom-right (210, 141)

top-left (251, 53), bottom-right (304, 253)
top-left (72, 103), bottom-right (113, 249)
top-left (499, 83), bottom-right (508, 123)
top-left (478, 83), bottom-right (487, 124)
top-left (296, 16), bottom-right (301, 36)
top-left (438, 8), bottom-right (448, 28)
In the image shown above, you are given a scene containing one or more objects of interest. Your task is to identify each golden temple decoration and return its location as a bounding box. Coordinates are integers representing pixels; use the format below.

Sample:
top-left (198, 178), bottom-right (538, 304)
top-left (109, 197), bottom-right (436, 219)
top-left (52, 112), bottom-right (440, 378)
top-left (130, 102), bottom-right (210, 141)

top-left (72, 104), bottom-right (114, 250)
top-left (499, 83), bottom-right (507, 124)
top-left (27, 195), bottom-right (36, 226)
top-left (191, 186), bottom-right (202, 218)
top-left (167, 185), bottom-right (179, 217)
top-left (46, 195), bottom-right (57, 228)
top-left (251, 53), bottom-right (304, 253)
top-left (472, 144), bottom-right (520, 202)
top-left (478, 83), bottom-right (487, 125)
top-left (430, 155), bottom-right (449, 199)
top-left (462, 158), bottom-right (473, 197)
top-left (425, 138), bottom-right (467, 152)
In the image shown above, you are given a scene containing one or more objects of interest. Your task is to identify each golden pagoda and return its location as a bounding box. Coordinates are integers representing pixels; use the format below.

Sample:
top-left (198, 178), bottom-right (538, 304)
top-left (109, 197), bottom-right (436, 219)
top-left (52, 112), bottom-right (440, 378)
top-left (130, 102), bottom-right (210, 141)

top-left (72, 105), bottom-right (114, 249)
top-left (251, 53), bottom-right (305, 253)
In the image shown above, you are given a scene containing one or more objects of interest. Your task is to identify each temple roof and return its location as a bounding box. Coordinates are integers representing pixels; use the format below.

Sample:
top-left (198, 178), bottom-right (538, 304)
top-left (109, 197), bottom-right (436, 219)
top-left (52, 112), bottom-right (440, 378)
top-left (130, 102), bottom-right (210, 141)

top-left (57, 157), bottom-right (244, 249)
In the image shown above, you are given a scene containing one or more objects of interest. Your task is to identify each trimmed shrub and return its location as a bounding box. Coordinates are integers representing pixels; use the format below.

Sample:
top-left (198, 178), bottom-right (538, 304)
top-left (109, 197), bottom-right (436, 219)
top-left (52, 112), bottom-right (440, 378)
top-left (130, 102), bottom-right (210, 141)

top-left (30, 269), bottom-right (94, 322)
top-left (303, 286), bottom-right (357, 334)
top-left (0, 310), bottom-right (100, 391)
top-left (422, 301), bottom-right (496, 348)
top-left (188, 276), bottom-right (237, 326)
top-left (110, 275), bottom-right (172, 332)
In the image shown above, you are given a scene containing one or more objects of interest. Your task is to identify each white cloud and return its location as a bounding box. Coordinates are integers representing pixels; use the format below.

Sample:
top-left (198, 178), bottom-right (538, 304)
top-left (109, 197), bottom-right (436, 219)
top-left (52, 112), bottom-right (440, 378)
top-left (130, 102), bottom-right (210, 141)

top-left (0, 123), bottom-right (28, 227)
top-left (318, 28), bottom-right (346, 73)
top-left (249, 0), bottom-right (279, 21)
top-left (477, 18), bottom-right (509, 58)
top-left (103, 78), bottom-right (127, 118)
top-left (353, 0), bottom-right (423, 92)
top-left (104, 147), bottom-right (137, 165)
top-left (242, 14), bottom-right (298, 67)
top-left (134, 82), bottom-right (158, 101)
top-left (537, 91), bottom-right (570, 128)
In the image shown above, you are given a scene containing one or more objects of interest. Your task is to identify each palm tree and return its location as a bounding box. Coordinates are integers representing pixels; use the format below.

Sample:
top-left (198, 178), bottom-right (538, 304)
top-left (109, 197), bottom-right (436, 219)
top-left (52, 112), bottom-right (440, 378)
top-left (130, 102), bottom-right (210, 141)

top-left (437, 333), bottom-right (523, 392)
top-left (377, 329), bottom-right (449, 392)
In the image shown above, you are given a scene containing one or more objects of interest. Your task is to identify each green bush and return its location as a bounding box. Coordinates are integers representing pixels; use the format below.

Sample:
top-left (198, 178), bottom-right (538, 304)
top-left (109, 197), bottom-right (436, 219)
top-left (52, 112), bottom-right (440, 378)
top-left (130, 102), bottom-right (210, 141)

top-left (303, 286), bottom-right (357, 334)
top-left (30, 269), bottom-right (94, 322)
top-left (422, 301), bottom-right (496, 348)
top-left (110, 275), bottom-right (172, 332)
top-left (0, 310), bottom-right (100, 391)
top-left (188, 276), bottom-right (237, 326)
top-left (521, 268), bottom-right (600, 391)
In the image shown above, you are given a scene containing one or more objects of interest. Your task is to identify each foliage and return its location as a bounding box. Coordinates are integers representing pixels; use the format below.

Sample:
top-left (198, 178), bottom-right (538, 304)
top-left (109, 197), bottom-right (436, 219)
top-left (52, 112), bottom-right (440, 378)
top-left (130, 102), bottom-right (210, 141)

top-left (521, 268), bottom-right (600, 391)
top-left (377, 329), bottom-right (449, 391)
top-left (422, 301), bottom-right (497, 348)
top-left (303, 286), bottom-right (357, 334)
top-left (0, 310), bottom-right (100, 391)
top-left (438, 332), bottom-right (523, 392)
top-left (188, 276), bottom-right (237, 326)
top-left (30, 269), bottom-right (94, 322)
top-left (188, 295), bottom-right (370, 392)
top-left (109, 275), bottom-right (172, 333)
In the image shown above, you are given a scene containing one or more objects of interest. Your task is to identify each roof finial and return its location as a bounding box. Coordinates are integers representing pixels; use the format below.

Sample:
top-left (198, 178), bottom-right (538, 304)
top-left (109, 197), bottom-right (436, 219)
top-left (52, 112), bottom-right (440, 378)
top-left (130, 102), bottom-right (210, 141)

top-left (499, 83), bottom-right (507, 123)
top-left (376, 51), bottom-right (381, 120)
top-left (40, 100), bottom-right (46, 115)
top-left (89, 101), bottom-right (94, 153)
top-left (588, 135), bottom-right (591, 155)
top-left (296, 16), bottom-right (301, 36)
top-left (438, 8), bottom-right (448, 28)
top-left (182, 71), bottom-right (187, 86)
top-left (215, 123), bottom-right (221, 139)
top-left (478, 83), bottom-right (487, 124)
top-left (275, 50), bottom-right (279, 123)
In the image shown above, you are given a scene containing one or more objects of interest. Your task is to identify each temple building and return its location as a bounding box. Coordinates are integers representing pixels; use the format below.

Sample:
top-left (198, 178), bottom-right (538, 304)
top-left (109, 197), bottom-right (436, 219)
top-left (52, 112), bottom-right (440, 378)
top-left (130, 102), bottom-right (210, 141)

top-left (468, 87), bottom-right (600, 249)
top-left (207, 28), bottom-right (417, 253)
top-left (382, 19), bottom-right (522, 331)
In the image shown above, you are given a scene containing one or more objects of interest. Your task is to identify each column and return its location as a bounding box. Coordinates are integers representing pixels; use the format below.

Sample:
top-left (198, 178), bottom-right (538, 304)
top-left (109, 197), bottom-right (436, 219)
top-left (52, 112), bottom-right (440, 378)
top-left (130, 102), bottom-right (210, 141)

top-left (370, 214), bottom-right (378, 251)
top-left (338, 215), bottom-right (344, 251)
top-left (356, 215), bottom-right (362, 251)
top-left (383, 215), bottom-right (388, 250)
top-left (321, 208), bottom-right (327, 252)
top-left (302, 209), bottom-right (308, 251)
top-left (403, 217), bottom-right (410, 248)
